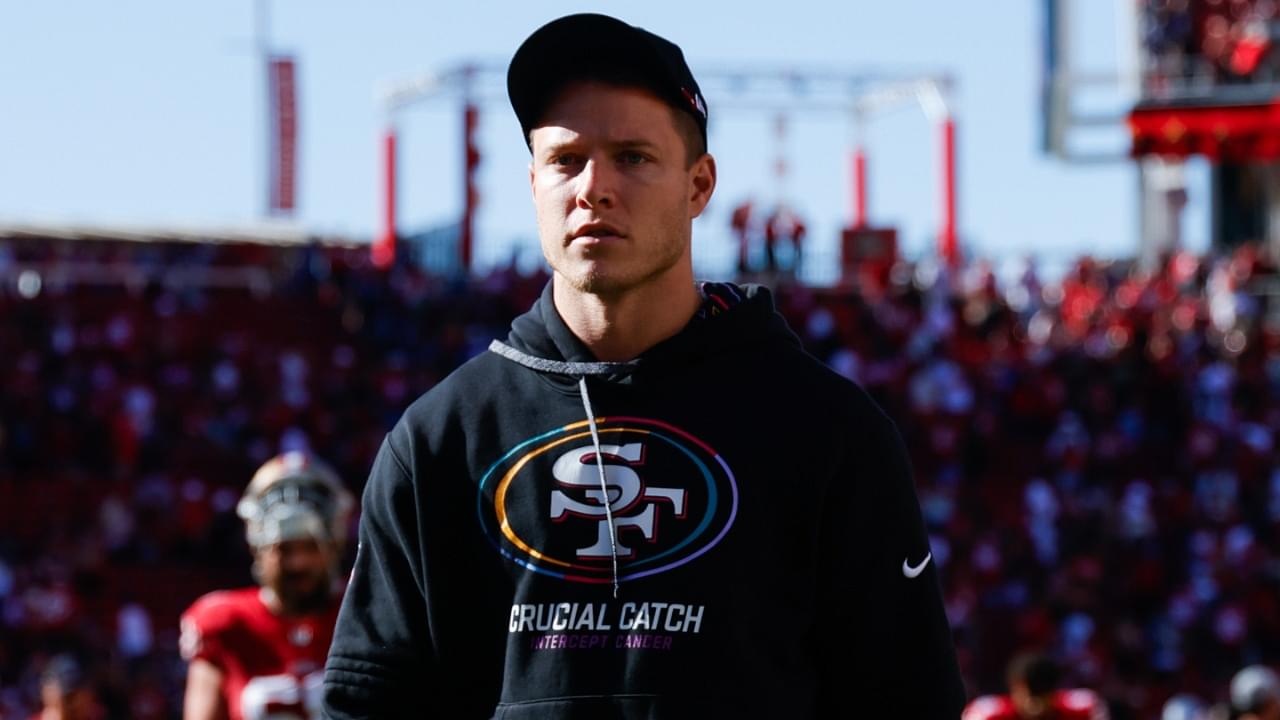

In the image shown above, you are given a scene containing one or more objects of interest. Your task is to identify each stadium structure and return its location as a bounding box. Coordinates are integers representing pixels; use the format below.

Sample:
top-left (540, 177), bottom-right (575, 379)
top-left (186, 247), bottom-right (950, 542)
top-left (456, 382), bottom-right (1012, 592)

top-left (373, 62), bottom-right (959, 285)
top-left (1047, 0), bottom-right (1280, 267)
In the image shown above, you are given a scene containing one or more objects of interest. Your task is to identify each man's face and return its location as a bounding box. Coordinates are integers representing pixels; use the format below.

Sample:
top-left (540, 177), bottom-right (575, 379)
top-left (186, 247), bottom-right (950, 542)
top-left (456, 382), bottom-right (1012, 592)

top-left (529, 81), bottom-right (715, 297)
top-left (256, 537), bottom-right (334, 614)
top-left (1010, 680), bottom-right (1048, 719)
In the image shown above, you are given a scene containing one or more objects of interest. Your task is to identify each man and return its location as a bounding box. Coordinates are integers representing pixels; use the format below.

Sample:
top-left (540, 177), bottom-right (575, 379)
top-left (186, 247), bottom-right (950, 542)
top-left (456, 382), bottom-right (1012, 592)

top-left (962, 654), bottom-right (1108, 720)
top-left (181, 451), bottom-right (354, 720)
top-left (324, 13), bottom-right (964, 718)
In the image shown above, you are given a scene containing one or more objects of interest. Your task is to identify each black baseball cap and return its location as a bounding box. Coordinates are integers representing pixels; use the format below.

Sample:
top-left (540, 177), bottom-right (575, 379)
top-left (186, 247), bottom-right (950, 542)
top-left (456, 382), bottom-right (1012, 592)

top-left (507, 13), bottom-right (708, 151)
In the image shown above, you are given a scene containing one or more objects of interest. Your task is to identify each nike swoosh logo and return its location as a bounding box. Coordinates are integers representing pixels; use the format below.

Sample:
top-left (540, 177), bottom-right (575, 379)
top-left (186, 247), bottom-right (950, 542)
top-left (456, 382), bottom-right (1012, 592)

top-left (902, 552), bottom-right (932, 579)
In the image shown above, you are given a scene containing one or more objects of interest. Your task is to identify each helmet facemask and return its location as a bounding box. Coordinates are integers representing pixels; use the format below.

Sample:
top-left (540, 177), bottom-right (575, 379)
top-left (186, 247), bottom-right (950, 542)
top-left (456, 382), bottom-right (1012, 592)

top-left (237, 452), bottom-right (355, 613)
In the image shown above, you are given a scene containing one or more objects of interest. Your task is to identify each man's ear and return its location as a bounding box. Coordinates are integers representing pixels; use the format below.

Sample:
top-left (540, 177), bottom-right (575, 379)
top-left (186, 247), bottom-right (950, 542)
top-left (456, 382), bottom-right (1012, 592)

top-left (688, 153), bottom-right (717, 219)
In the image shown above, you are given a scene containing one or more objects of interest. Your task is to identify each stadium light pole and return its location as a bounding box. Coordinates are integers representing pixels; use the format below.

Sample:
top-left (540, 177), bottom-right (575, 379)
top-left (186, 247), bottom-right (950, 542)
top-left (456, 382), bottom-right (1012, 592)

top-left (854, 77), bottom-right (958, 266)
top-left (941, 115), bottom-right (957, 268)
top-left (375, 72), bottom-right (449, 270)
top-left (851, 111), bottom-right (868, 228)
top-left (914, 80), bottom-right (958, 268)
top-left (373, 126), bottom-right (397, 269)
top-left (461, 66), bottom-right (480, 275)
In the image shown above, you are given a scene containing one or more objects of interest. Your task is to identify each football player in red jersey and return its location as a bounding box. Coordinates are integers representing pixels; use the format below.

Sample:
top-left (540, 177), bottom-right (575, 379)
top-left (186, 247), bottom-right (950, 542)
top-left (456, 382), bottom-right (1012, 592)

top-left (180, 452), bottom-right (355, 720)
top-left (963, 653), bottom-right (1109, 720)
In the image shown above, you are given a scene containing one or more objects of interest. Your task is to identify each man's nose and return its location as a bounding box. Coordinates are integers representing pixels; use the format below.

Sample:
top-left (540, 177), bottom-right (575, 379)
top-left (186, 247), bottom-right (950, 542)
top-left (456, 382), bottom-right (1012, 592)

top-left (576, 158), bottom-right (615, 209)
top-left (278, 547), bottom-right (306, 570)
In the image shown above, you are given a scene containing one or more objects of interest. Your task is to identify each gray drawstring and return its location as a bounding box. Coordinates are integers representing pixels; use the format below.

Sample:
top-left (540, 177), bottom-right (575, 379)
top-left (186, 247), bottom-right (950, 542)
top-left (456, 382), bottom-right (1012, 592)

top-left (489, 340), bottom-right (633, 597)
top-left (578, 377), bottom-right (621, 599)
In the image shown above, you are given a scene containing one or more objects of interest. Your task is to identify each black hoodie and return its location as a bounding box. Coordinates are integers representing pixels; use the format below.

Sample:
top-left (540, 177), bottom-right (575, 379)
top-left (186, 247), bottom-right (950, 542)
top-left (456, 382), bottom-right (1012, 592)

top-left (323, 282), bottom-right (965, 719)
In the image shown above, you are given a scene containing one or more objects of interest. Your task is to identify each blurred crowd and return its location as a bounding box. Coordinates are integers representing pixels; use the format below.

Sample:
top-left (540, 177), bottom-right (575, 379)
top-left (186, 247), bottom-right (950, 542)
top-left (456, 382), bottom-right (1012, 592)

top-left (782, 244), bottom-right (1279, 719)
top-left (0, 235), bottom-right (1277, 719)
top-left (1142, 0), bottom-right (1280, 88)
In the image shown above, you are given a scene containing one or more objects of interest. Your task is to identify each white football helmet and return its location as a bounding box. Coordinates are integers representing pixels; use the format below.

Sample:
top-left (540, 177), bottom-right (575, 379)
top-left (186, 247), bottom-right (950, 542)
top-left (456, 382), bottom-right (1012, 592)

top-left (237, 451), bottom-right (356, 550)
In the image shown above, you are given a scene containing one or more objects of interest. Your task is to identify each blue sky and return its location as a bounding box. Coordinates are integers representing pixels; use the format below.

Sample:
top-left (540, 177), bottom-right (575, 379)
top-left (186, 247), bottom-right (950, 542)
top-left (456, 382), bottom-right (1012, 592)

top-left (0, 2), bottom-right (1210, 278)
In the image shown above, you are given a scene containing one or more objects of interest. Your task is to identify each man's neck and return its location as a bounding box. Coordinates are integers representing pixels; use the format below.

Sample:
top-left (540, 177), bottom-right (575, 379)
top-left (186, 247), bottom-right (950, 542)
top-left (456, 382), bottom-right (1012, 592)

top-left (553, 271), bottom-right (701, 362)
top-left (260, 586), bottom-right (329, 618)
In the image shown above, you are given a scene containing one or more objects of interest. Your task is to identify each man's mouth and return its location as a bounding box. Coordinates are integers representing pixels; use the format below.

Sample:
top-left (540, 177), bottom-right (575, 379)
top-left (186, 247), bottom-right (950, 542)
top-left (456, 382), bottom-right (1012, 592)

top-left (572, 223), bottom-right (625, 242)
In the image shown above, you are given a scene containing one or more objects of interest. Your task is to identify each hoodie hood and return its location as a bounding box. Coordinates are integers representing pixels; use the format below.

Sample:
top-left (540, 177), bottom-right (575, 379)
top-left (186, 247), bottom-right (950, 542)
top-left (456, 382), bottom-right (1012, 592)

top-left (490, 280), bottom-right (800, 385)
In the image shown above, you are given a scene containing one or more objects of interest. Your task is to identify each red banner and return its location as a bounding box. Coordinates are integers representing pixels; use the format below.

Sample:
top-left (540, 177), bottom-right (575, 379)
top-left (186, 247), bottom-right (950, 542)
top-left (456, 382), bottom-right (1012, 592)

top-left (269, 57), bottom-right (297, 213)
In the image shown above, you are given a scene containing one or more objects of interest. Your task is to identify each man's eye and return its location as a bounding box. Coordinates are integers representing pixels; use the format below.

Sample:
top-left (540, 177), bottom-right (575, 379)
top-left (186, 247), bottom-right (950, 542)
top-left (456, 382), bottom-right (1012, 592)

top-left (553, 154), bottom-right (578, 167)
top-left (620, 152), bottom-right (647, 165)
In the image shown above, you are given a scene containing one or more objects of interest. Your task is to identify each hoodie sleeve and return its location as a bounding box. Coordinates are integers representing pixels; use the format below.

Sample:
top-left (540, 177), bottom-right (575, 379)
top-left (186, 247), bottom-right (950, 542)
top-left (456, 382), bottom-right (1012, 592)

top-left (323, 435), bottom-right (431, 719)
top-left (815, 406), bottom-right (966, 717)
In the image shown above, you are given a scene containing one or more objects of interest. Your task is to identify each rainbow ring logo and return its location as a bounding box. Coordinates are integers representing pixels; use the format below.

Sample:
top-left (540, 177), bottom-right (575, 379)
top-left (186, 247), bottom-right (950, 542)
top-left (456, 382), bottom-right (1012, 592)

top-left (477, 417), bottom-right (738, 584)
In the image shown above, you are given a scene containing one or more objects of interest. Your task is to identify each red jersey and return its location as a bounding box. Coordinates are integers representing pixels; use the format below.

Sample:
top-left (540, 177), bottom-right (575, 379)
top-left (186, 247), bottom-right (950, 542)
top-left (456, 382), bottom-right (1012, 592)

top-left (180, 588), bottom-right (340, 720)
top-left (962, 690), bottom-right (1108, 720)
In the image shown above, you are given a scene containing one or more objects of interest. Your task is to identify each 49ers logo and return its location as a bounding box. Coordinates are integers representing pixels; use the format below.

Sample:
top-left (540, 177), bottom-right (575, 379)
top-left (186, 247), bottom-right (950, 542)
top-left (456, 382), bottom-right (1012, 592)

top-left (550, 443), bottom-right (689, 559)
top-left (478, 417), bottom-right (738, 584)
